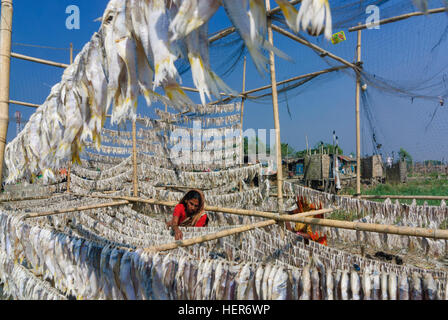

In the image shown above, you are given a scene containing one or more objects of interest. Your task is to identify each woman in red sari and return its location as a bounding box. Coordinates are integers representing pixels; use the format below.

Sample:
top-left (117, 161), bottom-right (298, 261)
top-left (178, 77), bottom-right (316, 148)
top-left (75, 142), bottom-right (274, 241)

top-left (166, 189), bottom-right (208, 240)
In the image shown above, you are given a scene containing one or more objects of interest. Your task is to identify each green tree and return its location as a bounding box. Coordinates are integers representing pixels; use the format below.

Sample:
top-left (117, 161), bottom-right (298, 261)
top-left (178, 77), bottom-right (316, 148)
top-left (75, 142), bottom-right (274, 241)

top-left (243, 137), bottom-right (269, 156)
top-left (399, 148), bottom-right (413, 165)
top-left (281, 143), bottom-right (295, 158)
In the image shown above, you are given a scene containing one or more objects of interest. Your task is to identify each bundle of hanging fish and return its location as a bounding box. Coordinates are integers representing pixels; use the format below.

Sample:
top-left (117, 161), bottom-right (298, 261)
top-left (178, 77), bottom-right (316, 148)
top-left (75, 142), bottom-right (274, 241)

top-left (281, 181), bottom-right (448, 257)
top-left (4, 0), bottom-right (336, 184)
top-left (284, 181), bottom-right (448, 230)
top-left (1, 206), bottom-right (447, 300)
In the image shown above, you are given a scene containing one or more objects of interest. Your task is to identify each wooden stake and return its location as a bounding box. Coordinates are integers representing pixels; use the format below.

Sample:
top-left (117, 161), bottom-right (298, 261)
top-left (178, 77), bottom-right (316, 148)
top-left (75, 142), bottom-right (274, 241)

top-left (355, 28), bottom-right (362, 195)
top-left (0, 0), bottom-right (13, 187)
top-left (266, 0), bottom-right (283, 211)
top-left (132, 119), bottom-right (138, 197)
top-left (23, 200), bottom-right (130, 219)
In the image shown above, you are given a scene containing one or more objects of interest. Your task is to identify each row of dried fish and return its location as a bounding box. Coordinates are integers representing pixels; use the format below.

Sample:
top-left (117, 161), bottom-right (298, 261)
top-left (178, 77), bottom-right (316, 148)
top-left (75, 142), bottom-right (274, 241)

top-left (1, 209), bottom-right (446, 300)
top-left (154, 108), bottom-right (241, 127)
top-left (0, 251), bottom-right (67, 300)
top-left (135, 116), bottom-right (242, 134)
top-left (283, 182), bottom-right (448, 229)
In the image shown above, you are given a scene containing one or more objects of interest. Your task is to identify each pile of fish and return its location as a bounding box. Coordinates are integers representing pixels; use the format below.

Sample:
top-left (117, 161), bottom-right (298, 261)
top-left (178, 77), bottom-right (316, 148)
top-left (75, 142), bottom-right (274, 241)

top-left (4, 0), bottom-right (334, 184)
top-left (0, 192), bottom-right (446, 300)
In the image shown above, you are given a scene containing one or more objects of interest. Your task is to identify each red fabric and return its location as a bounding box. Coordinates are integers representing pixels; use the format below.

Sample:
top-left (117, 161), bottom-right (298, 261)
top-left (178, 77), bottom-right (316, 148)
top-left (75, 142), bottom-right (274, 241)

top-left (173, 204), bottom-right (207, 227)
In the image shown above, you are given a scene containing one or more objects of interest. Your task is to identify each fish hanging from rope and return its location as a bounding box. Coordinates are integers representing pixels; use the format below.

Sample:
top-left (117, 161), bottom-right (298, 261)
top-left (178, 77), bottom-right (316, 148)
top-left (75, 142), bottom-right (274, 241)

top-left (5, 0), bottom-right (336, 184)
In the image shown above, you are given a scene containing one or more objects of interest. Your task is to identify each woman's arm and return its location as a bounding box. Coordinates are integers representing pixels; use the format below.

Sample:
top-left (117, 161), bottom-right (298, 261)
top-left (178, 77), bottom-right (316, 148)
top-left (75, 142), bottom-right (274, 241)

top-left (170, 215), bottom-right (183, 240)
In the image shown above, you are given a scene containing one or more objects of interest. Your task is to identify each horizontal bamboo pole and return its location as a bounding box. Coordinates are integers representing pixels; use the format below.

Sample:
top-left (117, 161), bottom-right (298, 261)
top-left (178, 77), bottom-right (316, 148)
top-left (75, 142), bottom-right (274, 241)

top-left (293, 216), bottom-right (448, 240)
top-left (357, 195), bottom-right (448, 201)
top-left (0, 195), bottom-right (53, 203)
top-left (11, 52), bottom-right (69, 68)
top-left (72, 192), bottom-right (334, 221)
top-left (349, 7), bottom-right (447, 32)
top-left (145, 209), bottom-right (313, 253)
top-left (208, 27), bottom-right (236, 43)
top-left (73, 193), bottom-right (448, 240)
top-left (23, 200), bottom-right (130, 219)
top-left (145, 219), bottom-right (277, 253)
top-left (271, 25), bottom-right (359, 71)
top-left (210, 65), bottom-right (347, 105)
top-left (206, 0), bottom-right (301, 44)
top-left (9, 99), bottom-right (40, 108)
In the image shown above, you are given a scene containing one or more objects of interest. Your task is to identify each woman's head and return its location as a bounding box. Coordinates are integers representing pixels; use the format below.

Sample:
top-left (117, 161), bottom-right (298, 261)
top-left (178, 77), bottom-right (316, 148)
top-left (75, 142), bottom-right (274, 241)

top-left (181, 189), bottom-right (204, 215)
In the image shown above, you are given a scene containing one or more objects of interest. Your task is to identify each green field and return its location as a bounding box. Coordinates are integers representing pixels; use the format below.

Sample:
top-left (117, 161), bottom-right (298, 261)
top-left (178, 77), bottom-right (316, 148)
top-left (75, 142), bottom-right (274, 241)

top-left (343, 173), bottom-right (448, 206)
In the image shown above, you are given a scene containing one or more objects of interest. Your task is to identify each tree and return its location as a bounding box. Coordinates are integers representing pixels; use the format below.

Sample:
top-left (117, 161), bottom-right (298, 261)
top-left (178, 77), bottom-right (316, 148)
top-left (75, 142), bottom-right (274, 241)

top-left (398, 148), bottom-right (413, 165)
top-left (281, 143), bottom-right (295, 158)
top-left (243, 137), bottom-right (269, 156)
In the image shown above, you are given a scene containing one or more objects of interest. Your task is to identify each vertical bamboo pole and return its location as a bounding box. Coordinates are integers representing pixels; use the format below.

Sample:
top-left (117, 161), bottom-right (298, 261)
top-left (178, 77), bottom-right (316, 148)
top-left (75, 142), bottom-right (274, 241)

top-left (132, 119), bottom-right (138, 197)
top-left (305, 135), bottom-right (309, 155)
top-left (0, 0), bottom-right (13, 186)
top-left (266, 0), bottom-right (283, 211)
top-left (66, 43), bottom-right (74, 193)
top-left (355, 28), bottom-right (362, 195)
top-left (239, 56), bottom-right (247, 191)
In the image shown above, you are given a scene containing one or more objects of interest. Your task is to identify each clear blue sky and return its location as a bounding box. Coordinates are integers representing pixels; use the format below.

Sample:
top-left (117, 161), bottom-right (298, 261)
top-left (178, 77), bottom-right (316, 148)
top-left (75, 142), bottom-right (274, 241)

top-left (4, 0), bottom-right (448, 162)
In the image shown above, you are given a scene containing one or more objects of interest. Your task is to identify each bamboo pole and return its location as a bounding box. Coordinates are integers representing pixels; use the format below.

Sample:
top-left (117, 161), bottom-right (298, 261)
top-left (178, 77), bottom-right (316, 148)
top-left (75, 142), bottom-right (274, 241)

top-left (9, 100), bottom-right (40, 108)
top-left (271, 25), bottom-right (359, 71)
top-left (210, 65), bottom-right (348, 105)
top-left (266, 0), bottom-right (283, 211)
top-left (12, 66), bottom-right (347, 112)
top-left (348, 7), bottom-right (447, 32)
top-left (208, 27), bottom-right (236, 43)
top-left (72, 193), bottom-right (448, 240)
top-left (357, 195), bottom-right (448, 201)
top-left (207, 0), bottom-right (301, 44)
top-left (23, 200), bottom-right (130, 219)
top-left (145, 205), bottom-right (448, 253)
top-left (0, 0), bottom-right (13, 187)
top-left (239, 56), bottom-right (247, 191)
top-left (145, 210), bottom-right (323, 253)
top-left (11, 52), bottom-right (69, 68)
top-left (73, 192), bottom-right (334, 221)
top-left (355, 28), bottom-right (362, 195)
top-left (145, 219), bottom-right (277, 253)
top-left (290, 216), bottom-right (448, 240)
top-left (66, 43), bottom-right (74, 194)
top-left (132, 119), bottom-right (138, 197)
top-left (0, 195), bottom-right (53, 203)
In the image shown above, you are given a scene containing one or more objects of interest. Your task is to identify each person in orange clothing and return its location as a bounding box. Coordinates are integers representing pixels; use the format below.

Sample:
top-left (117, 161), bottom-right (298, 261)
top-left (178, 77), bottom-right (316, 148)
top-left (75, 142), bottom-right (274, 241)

top-left (285, 196), bottom-right (327, 245)
top-left (166, 189), bottom-right (208, 240)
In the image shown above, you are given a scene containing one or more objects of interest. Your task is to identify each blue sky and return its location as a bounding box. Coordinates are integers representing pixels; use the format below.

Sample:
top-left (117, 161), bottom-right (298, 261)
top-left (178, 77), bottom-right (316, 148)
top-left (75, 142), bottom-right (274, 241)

top-left (4, 0), bottom-right (448, 162)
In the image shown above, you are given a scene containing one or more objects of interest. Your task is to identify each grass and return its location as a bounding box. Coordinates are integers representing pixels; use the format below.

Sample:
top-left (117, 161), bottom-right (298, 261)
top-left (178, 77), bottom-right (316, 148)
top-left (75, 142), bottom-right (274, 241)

top-left (343, 173), bottom-right (448, 206)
